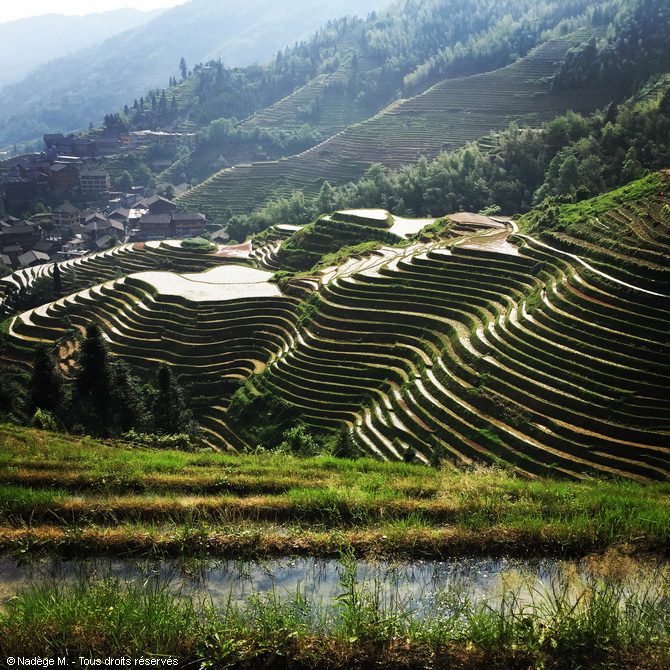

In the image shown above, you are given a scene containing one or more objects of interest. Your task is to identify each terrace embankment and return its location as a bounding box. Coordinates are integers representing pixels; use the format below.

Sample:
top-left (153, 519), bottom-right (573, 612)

top-left (233, 204), bottom-right (670, 481)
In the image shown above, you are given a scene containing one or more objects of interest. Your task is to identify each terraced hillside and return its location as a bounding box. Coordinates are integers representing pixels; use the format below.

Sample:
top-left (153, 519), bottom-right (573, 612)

top-left (534, 192), bottom-right (670, 294)
top-left (5, 180), bottom-right (670, 479)
top-left (0, 239), bottom-right (252, 309)
top-left (5, 261), bottom-right (300, 450)
top-left (238, 46), bottom-right (374, 139)
top-left (179, 29), bottom-right (613, 218)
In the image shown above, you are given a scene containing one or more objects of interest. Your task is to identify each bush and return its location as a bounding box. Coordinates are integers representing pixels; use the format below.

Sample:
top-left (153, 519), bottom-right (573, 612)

top-left (122, 429), bottom-right (194, 451)
top-left (277, 423), bottom-right (326, 457)
top-left (181, 238), bottom-right (216, 253)
top-left (32, 409), bottom-right (60, 432)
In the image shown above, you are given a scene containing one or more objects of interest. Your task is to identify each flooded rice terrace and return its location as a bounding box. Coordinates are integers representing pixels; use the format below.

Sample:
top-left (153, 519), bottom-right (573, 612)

top-left (1, 554), bottom-right (667, 619)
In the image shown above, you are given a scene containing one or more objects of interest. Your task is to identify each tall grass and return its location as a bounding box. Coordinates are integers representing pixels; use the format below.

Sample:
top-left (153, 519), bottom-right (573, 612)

top-left (1, 423), bottom-right (669, 556)
top-left (0, 553), bottom-right (668, 668)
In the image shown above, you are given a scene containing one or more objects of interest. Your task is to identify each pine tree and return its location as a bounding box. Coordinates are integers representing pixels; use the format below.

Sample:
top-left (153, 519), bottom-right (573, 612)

top-left (108, 359), bottom-right (147, 433)
top-left (75, 321), bottom-right (112, 432)
top-left (30, 344), bottom-right (63, 415)
top-left (53, 263), bottom-right (62, 298)
top-left (151, 363), bottom-right (193, 435)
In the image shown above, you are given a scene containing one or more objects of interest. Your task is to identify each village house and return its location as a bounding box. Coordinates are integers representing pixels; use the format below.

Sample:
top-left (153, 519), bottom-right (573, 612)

top-left (138, 213), bottom-right (172, 239)
top-left (128, 130), bottom-right (195, 151)
top-left (17, 249), bottom-right (50, 267)
top-left (44, 134), bottom-right (95, 157)
top-left (210, 227), bottom-right (229, 244)
top-left (0, 219), bottom-right (41, 253)
top-left (80, 169), bottom-right (111, 194)
top-left (50, 163), bottom-right (81, 196)
top-left (2, 246), bottom-right (23, 267)
top-left (172, 211), bottom-right (206, 238)
top-left (59, 236), bottom-right (87, 258)
top-left (32, 239), bottom-right (61, 260)
top-left (52, 201), bottom-right (82, 228)
top-left (107, 207), bottom-right (131, 224)
top-left (143, 194), bottom-right (178, 215)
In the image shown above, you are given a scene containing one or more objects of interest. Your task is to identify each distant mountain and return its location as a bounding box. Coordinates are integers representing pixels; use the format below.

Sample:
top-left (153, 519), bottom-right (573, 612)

top-left (0, 9), bottom-right (163, 89)
top-left (0, 0), bottom-right (382, 149)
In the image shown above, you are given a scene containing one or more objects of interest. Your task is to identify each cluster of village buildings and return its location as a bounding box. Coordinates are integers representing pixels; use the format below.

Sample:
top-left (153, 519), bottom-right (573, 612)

top-left (0, 130), bottom-right (218, 270)
top-left (0, 194), bottom-right (215, 269)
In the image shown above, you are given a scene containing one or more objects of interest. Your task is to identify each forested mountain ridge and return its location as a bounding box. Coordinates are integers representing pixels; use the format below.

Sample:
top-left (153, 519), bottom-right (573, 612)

top-left (163, 0), bottom-right (666, 226)
top-left (0, 0), bottom-right (382, 150)
top-left (145, 0), bottom-right (603, 186)
top-left (177, 28), bottom-right (615, 221)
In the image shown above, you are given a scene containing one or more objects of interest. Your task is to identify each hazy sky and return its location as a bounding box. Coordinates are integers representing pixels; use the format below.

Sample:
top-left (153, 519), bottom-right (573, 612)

top-left (0, 1), bottom-right (189, 24)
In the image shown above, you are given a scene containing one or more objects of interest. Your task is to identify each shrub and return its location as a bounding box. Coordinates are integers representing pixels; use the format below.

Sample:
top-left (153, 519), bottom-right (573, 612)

top-left (31, 409), bottom-right (60, 432)
top-left (122, 429), bottom-right (194, 451)
top-left (181, 238), bottom-right (216, 253)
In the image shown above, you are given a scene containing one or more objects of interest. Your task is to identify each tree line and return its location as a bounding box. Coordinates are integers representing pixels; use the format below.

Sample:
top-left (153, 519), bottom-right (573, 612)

top-left (2, 321), bottom-right (198, 447)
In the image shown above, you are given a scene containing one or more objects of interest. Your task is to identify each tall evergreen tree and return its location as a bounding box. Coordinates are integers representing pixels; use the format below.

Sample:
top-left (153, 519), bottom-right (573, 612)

top-left (151, 363), bottom-right (192, 435)
top-left (75, 321), bottom-right (112, 432)
top-left (108, 359), bottom-right (147, 433)
top-left (29, 344), bottom-right (63, 415)
top-left (53, 263), bottom-right (62, 298)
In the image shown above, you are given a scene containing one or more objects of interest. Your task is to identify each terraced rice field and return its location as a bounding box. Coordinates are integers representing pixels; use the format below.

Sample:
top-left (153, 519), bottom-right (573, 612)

top-left (4, 253), bottom-right (299, 450)
top-left (239, 47), bottom-right (372, 138)
top-left (0, 240), bottom-right (250, 309)
top-left (539, 193), bottom-right (670, 293)
top-left (5, 187), bottom-right (670, 481)
top-left (179, 28), bottom-right (612, 218)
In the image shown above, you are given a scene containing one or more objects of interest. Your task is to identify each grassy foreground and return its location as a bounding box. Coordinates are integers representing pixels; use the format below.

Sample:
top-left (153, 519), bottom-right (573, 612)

top-left (1, 424), bottom-right (669, 668)
top-left (0, 424), bottom-right (668, 559)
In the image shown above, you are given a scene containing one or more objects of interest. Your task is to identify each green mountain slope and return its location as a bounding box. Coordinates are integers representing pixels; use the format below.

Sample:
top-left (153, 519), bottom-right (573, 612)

top-left (178, 29), bottom-right (614, 219)
top-left (0, 0), bottom-right (382, 148)
top-left (153, 0), bottom-right (600, 187)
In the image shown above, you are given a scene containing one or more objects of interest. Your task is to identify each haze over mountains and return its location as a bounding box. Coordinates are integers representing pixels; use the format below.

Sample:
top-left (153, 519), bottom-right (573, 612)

top-left (0, 0), bottom-right (382, 149)
top-left (0, 9), bottom-right (164, 90)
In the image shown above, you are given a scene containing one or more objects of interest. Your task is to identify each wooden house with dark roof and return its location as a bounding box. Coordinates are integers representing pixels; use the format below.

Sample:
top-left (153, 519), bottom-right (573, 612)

top-left (108, 207), bottom-right (131, 223)
top-left (2, 245), bottom-right (22, 267)
top-left (80, 169), bottom-right (111, 194)
top-left (171, 211), bottom-right (206, 237)
top-left (0, 220), bottom-right (41, 252)
top-left (50, 163), bottom-right (80, 195)
top-left (210, 227), bottom-right (229, 243)
top-left (18, 249), bottom-right (50, 267)
top-left (138, 213), bottom-right (172, 239)
top-left (52, 201), bottom-right (81, 227)
top-left (143, 195), bottom-right (177, 215)
top-left (33, 239), bottom-right (61, 259)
